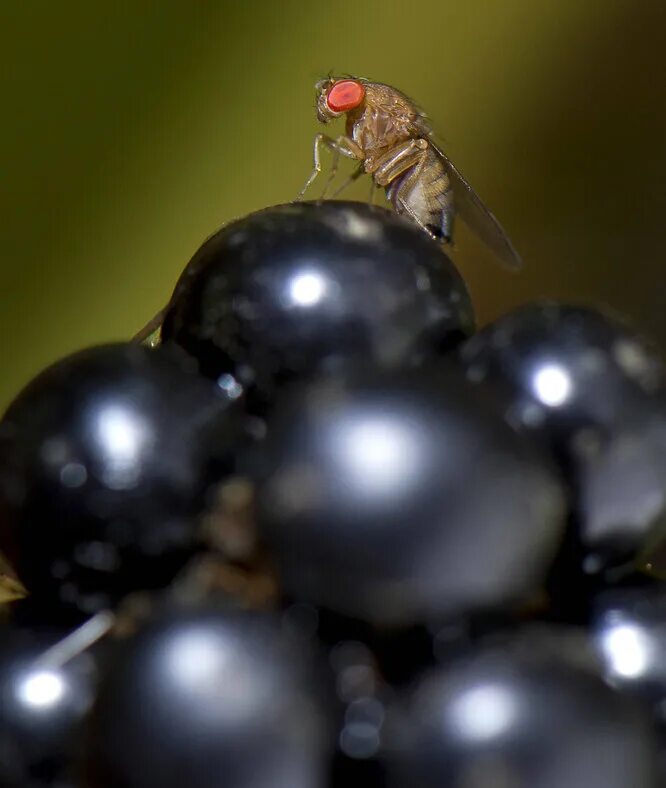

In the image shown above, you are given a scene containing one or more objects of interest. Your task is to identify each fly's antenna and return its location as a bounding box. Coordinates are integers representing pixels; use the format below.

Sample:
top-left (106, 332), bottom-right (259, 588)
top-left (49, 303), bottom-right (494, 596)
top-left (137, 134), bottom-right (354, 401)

top-left (316, 68), bottom-right (335, 86)
top-left (315, 70), bottom-right (335, 92)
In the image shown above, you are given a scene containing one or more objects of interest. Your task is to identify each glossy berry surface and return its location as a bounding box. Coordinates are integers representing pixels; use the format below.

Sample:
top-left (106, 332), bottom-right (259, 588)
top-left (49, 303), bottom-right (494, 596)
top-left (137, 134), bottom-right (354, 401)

top-left (572, 410), bottom-right (666, 572)
top-left (0, 626), bottom-right (98, 788)
top-left (460, 302), bottom-right (663, 438)
top-left (0, 343), bottom-right (243, 623)
top-left (4, 193), bottom-right (666, 788)
top-left (591, 584), bottom-right (666, 719)
top-left (383, 631), bottom-right (660, 787)
top-left (83, 607), bottom-right (334, 788)
top-left (460, 302), bottom-right (666, 573)
top-left (244, 364), bottom-right (566, 626)
top-left (161, 201), bottom-right (474, 410)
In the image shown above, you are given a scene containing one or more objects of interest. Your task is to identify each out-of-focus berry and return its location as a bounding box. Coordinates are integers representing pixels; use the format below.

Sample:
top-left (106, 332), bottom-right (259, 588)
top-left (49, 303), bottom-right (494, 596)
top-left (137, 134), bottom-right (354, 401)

top-left (592, 584), bottom-right (666, 724)
top-left (83, 607), bottom-right (334, 788)
top-left (460, 303), bottom-right (666, 576)
top-left (244, 364), bottom-right (566, 626)
top-left (0, 626), bottom-right (98, 787)
top-left (0, 343), bottom-right (244, 623)
top-left (383, 630), bottom-right (660, 787)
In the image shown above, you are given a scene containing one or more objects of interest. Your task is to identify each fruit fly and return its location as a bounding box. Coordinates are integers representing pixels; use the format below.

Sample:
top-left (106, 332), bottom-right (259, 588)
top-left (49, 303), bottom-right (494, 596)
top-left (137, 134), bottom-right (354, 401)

top-left (298, 76), bottom-right (522, 270)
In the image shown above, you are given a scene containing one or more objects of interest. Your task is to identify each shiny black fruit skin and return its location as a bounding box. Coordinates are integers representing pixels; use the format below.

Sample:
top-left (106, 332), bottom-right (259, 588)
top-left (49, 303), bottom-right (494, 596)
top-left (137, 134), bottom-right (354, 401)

top-left (460, 302), bottom-right (666, 574)
top-left (591, 583), bottom-right (666, 721)
top-left (0, 343), bottom-right (244, 623)
top-left (383, 630), bottom-right (660, 788)
top-left (83, 606), bottom-right (334, 788)
top-left (243, 364), bottom-right (566, 627)
top-left (591, 582), bottom-right (666, 782)
top-left (161, 201), bottom-right (474, 410)
top-left (0, 626), bottom-right (98, 788)
top-left (460, 302), bottom-right (663, 441)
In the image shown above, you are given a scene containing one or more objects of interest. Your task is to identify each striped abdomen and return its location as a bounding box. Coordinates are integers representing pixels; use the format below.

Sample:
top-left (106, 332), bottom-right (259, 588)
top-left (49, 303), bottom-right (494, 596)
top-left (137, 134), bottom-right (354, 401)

top-left (384, 146), bottom-right (455, 242)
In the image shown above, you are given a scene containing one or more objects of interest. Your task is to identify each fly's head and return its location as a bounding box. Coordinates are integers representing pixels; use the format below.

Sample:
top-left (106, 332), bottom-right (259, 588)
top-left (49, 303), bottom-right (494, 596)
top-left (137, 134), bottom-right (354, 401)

top-left (315, 77), bottom-right (366, 124)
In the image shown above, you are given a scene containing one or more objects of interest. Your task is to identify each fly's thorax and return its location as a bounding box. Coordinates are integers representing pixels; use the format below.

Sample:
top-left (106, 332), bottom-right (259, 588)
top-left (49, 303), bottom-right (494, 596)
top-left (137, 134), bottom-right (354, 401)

top-left (347, 106), bottom-right (416, 160)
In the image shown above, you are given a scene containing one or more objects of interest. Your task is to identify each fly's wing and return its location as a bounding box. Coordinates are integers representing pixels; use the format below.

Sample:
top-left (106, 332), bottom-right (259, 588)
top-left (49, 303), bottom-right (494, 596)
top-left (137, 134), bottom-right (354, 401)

top-left (0, 575), bottom-right (26, 603)
top-left (429, 139), bottom-right (523, 271)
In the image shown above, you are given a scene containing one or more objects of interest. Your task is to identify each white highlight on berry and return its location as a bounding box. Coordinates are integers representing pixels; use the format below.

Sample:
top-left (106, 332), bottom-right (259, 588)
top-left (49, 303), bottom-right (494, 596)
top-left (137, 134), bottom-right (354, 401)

top-left (449, 683), bottom-right (518, 742)
top-left (333, 414), bottom-right (422, 498)
top-left (338, 209), bottom-right (382, 241)
top-left (168, 629), bottom-right (227, 690)
top-left (164, 628), bottom-right (267, 721)
top-left (18, 670), bottom-right (65, 708)
top-left (97, 405), bottom-right (143, 459)
top-left (599, 622), bottom-right (651, 680)
top-left (94, 403), bottom-right (150, 489)
top-left (288, 270), bottom-right (327, 307)
top-left (531, 363), bottom-right (572, 407)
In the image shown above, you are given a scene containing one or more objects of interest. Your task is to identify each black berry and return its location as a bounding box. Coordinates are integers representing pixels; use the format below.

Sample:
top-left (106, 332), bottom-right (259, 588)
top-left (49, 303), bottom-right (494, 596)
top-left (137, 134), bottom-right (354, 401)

top-left (592, 584), bottom-right (666, 722)
top-left (383, 630), bottom-right (660, 787)
top-left (0, 343), bottom-right (243, 623)
top-left (161, 201), bottom-right (474, 411)
top-left (244, 363), bottom-right (566, 627)
top-left (0, 626), bottom-right (98, 787)
top-left (83, 606), bottom-right (334, 788)
top-left (460, 302), bottom-right (666, 575)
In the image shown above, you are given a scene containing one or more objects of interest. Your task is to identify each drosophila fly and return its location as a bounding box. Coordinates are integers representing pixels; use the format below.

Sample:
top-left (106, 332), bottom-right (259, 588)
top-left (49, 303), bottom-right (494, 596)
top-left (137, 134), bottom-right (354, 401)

top-left (298, 76), bottom-right (522, 270)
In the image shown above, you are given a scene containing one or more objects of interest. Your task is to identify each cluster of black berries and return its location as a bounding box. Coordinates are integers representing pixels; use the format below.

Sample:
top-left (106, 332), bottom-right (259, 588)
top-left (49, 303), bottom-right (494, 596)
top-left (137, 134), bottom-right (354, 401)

top-left (1, 200), bottom-right (666, 788)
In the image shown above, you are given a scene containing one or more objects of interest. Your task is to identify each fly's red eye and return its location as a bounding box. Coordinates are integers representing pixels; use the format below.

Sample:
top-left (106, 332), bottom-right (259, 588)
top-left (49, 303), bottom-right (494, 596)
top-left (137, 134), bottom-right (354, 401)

top-left (327, 80), bottom-right (365, 113)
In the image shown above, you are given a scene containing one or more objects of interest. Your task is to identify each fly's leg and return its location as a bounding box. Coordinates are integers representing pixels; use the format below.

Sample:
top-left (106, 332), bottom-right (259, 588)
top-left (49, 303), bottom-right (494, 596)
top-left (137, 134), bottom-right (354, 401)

top-left (367, 138), bottom-right (429, 184)
top-left (329, 164), bottom-right (365, 199)
top-left (297, 134), bottom-right (363, 200)
top-left (370, 140), bottom-right (434, 235)
top-left (394, 157), bottom-right (440, 239)
top-left (329, 164), bottom-right (377, 204)
top-left (316, 135), bottom-right (364, 198)
top-left (396, 196), bottom-right (437, 239)
top-left (395, 194), bottom-right (437, 239)
top-left (321, 143), bottom-right (349, 198)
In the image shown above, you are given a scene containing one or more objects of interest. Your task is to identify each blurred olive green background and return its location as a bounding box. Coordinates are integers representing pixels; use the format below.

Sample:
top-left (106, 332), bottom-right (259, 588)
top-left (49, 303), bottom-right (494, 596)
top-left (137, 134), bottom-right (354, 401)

top-left (2, 1), bottom-right (665, 408)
